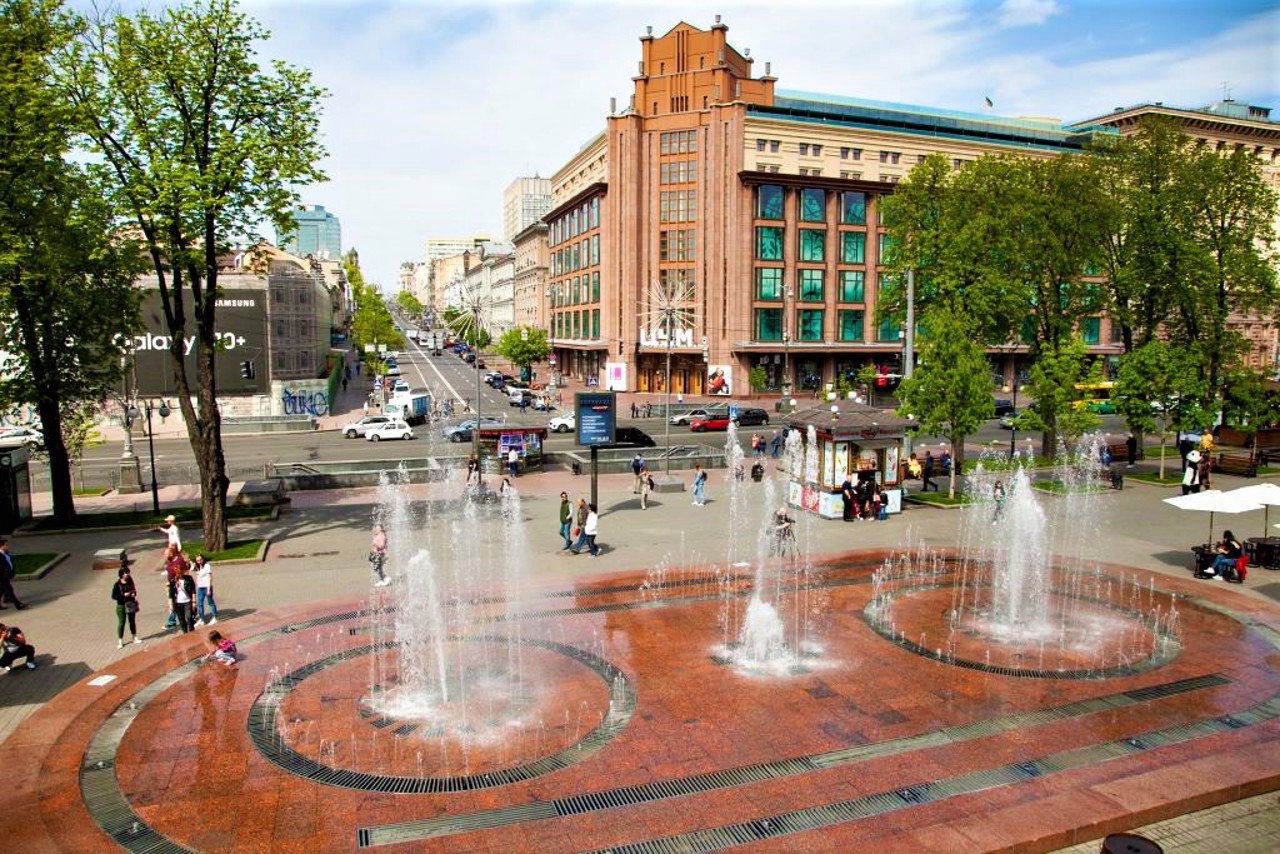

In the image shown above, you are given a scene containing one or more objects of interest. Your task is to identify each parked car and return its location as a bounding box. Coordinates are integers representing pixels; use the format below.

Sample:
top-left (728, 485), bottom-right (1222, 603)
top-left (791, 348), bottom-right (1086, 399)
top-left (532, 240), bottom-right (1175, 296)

top-left (733, 407), bottom-right (771, 426)
top-left (670, 407), bottom-right (723, 426)
top-left (690, 415), bottom-right (732, 432)
top-left (391, 379), bottom-right (410, 394)
top-left (431, 349), bottom-right (443, 357)
top-left (366, 420), bottom-right (414, 442)
top-left (384, 364), bottom-right (402, 377)
top-left (549, 412), bottom-right (575, 433)
top-left (0, 426), bottom-right (43, 449)
top-left (475, 360), bottom-right (486, 370)
top-left (341, 415), bottom-right (391, 438)
top-left (613, 427), bottom-right (656, 448)
top-left (992, 399), bottom-right (1016, 417)
top-left (464, 352), bottom-right (476, 364)
top-left (509, 389), bottom-right (538, 407)
top-left (441, 416), bottom-right (506, 443)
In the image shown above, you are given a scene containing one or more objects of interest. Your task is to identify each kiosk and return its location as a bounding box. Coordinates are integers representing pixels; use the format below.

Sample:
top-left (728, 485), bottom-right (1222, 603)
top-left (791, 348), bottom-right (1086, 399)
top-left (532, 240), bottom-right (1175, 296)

top-left (783, 404), bottom-right (913, 519)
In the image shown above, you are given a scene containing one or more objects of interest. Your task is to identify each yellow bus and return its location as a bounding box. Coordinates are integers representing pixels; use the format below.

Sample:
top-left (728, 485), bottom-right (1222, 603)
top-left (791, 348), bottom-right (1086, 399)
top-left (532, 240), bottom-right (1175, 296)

top-left (1073, 381), bottom-right (1116, 414)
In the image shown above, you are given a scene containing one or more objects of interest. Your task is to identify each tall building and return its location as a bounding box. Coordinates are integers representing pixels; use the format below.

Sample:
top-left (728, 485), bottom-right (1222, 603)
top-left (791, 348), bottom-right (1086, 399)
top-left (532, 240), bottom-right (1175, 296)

top-left (503, 176), bottom-right (552, 241)
top-left (546, 18), bottom-right (1118, 395)
top-left (276, 205), bottom-right (342, 261)
top-left (424, 235), bottom-right (492, 262)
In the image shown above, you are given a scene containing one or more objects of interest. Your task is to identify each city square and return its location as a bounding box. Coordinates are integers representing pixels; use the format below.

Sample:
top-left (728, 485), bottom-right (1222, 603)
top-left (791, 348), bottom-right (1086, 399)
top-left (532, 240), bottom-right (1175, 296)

top-left (1, 2), bottom-right (1278, 852)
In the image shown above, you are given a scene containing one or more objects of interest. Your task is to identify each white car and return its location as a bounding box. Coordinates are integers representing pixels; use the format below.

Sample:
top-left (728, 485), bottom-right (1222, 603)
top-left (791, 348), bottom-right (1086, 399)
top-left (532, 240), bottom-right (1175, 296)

top-left (549, 412), bottom-right (575, 433)
top-left (670, 407), bottom-right (719, 426)
top-left (391, 379), bottom-right (410, 394)
top-left (366, 420), bottom-right (414, 442)
top-left (0, 426), bottom-right (43, 448)
top-left (341, 415), bottom-right (391, 438)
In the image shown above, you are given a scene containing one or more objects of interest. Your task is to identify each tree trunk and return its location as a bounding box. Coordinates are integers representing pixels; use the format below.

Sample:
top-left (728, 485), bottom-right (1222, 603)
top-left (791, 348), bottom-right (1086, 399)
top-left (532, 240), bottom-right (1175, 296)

top-left (37, 397), bottom-right (75, 525)
top-left (192, 329), bottom-right (229, 552)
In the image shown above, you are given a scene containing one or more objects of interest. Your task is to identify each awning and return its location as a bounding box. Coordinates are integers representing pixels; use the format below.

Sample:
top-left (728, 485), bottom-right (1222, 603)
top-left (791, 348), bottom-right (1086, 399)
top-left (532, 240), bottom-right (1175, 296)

top-left (842, 438), bottom-right (899, 450)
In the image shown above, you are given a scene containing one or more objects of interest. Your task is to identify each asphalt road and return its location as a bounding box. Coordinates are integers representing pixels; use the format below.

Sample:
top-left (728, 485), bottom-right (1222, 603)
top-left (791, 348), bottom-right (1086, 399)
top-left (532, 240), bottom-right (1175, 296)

top-left (42, 341), bottom-right (1127, 490)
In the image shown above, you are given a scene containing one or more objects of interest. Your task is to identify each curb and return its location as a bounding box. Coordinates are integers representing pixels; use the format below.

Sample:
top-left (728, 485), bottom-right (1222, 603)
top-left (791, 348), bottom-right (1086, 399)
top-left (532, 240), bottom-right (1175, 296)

top-left (16, 507), bottom-right (280, 538)
top-left (13, 552), bottom-right (69, 581)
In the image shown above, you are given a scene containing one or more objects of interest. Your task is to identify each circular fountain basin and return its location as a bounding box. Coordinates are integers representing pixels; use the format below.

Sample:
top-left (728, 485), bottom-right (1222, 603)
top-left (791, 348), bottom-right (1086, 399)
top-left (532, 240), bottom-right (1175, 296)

top-left (865, 583), bottom-right (1180, 679)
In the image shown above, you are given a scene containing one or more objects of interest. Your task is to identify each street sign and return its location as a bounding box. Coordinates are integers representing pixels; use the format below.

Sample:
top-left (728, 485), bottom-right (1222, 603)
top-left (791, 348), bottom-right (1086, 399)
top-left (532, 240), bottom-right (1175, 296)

top-left (377, 344), bottom-right (387, 354)
top-left (364, 344), bottom-right (375, 353)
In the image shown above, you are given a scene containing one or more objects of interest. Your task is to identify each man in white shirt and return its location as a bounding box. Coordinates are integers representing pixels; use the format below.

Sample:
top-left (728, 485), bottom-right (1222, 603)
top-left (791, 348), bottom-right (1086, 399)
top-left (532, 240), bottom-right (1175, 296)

top-left (507, 447), bottom-right (520, 478)
top-left (158, 514), bottom-right (181, 551)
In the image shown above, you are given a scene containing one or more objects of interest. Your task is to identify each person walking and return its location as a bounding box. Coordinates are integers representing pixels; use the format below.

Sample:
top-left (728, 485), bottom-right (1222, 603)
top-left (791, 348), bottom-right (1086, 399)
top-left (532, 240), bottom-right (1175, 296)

top-left (583, 503), bottom-right (601, 557)
top-left (841, 475), bottom-right (855, 522)
top-left (570, 499), bottom-right (590, 553)
top-left (507, 446), bottom-right (520, 478)
top-left (922, 453), bottom-right (939, 492)
top-left (160, 545), bottom-right (188, 630)
top-left (691, 464), bottom-right (708, 506)
top-left (631, 452), bottom-right (645, 494)
top-left (157, 514), bottom-right (181, 552)
top-left (192, 554), bottom-right (219, 626)
top-left (770, 428), bottom-right (785, 459)
top-left (992, 480), bottom-right (1007, 523)
top-left (168, 560), bottom-right (196, 634)
top-left (558, 492), bottom-right (573, 550)
top-left (370, 524), bottom-right (390, 586)
top-left (111, 566), bottom-right (142, 647)
top-left (640, 470), bottom-right (653, 510)
top-left (751, 433), bottom-right (763, 458)
top-left (1125, 433), bottom-right (1138, 468)
top-left (0, 538), bottom-right (27, 610)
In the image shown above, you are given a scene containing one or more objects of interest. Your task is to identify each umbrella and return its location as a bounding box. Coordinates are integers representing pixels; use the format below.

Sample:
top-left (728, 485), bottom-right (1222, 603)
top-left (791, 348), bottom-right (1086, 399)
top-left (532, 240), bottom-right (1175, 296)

top-left (1163, 490), bottom-right (1264, 545)
top-left (1225, 483), bottom-right (1280, 536)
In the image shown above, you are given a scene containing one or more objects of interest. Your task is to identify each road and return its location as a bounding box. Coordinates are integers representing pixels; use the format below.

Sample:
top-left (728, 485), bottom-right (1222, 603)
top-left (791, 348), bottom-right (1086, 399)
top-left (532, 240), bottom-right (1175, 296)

top-left (38, 339), bottom-right (1128, 491)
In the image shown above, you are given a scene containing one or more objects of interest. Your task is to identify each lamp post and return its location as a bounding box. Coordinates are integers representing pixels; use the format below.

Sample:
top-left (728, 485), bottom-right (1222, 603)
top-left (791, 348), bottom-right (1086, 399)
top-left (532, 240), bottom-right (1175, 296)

top-left (782, 283), bottom-right (793, 403)
top-left (1005, 382), bottom-right (1021, 460)
top-left (129, 399), bottom-right (170, 514)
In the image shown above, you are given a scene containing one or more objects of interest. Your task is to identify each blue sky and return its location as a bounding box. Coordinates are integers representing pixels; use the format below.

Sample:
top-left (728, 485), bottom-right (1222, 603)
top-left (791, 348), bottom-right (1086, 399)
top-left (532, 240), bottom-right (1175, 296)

top-left (85, 1), bottom-right (1280, 288)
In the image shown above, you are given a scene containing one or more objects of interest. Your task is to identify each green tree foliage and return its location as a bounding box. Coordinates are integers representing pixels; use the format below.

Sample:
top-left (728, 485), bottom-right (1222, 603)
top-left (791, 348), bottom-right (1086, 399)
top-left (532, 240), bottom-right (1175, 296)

top-left (748, 366), bottom-right (768, 394)
top-left (895, 307), bottom-right (994, 497)
top-left (0, 0), bottom-right (143, 524)
top-left (1113, 341), bottom-right (1209, 478)
top-left (61, 0), bottom-right (326, 549)
top-left (1015, 338), bottom-right (1101, 455)
top-left (394, 290), bottom-right (423, 319)
top-left (349, 265), bottom-right (404, 352)
top-left (495, 326), bottom-right (550, 368)
top-left (1221, 368), bottom-right (1280, 457)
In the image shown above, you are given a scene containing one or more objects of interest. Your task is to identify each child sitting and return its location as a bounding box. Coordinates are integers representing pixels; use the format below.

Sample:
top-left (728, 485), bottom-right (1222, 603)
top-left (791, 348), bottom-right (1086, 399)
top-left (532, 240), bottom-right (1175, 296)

top-left (204, 629), bottom-right (238, 667)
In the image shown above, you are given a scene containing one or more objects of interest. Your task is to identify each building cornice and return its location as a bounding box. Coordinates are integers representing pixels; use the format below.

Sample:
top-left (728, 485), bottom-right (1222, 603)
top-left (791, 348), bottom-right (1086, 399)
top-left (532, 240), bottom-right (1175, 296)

top-left (545, 182), bottom-right (608, 222)
top-left (738, 170), bottom-right (892, 195)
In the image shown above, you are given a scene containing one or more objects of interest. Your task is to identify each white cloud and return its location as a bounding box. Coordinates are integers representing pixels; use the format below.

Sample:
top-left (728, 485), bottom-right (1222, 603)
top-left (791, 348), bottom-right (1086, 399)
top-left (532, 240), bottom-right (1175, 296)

top-left (997, 0), bottom-right (1063, 29)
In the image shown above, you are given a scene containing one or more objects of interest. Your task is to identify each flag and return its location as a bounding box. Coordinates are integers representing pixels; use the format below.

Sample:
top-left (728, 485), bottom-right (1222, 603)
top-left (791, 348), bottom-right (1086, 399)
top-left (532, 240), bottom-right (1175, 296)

top-left (984, 96), bottom-right (994, 108)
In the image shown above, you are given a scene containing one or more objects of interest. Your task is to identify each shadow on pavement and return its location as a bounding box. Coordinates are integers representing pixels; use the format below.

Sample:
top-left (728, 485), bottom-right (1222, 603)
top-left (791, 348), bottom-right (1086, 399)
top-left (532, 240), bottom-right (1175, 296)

top-left (0, 659), bottom-right (93, 708)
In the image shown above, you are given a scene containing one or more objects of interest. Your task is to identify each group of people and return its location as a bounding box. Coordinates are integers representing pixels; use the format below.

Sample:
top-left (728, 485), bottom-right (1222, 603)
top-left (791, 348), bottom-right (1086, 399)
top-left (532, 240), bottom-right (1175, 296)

top-left (840, 475), bottom-right (888, 522)
top-left (152, 514), bottom-right (221, 640)
top-left (904, 451), bottom-right (947, 492)
top-left (630, 453), bottom-right (656, 510)
top-left (558, 493), bottom-right (601, 556)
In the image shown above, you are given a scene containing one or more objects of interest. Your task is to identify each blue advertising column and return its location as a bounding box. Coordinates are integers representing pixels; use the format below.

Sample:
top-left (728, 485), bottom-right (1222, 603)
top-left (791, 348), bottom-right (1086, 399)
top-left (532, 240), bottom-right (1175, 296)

top-left (576, 391), bottom-right (617, 509)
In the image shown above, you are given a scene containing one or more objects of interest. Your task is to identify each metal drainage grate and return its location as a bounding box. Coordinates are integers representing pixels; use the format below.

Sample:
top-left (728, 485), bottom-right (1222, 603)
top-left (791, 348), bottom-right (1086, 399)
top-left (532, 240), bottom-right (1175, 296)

top-left (248, 635), bottom-right (635, 795)
top-left (587, 687), bottom-right (1280, 854)
top-left (355, 671), bottom-right (1234, 847)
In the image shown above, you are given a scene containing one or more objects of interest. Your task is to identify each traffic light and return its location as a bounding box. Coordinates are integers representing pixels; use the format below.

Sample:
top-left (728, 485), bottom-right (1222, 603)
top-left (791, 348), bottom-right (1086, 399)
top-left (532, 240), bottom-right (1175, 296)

top-left (239, 360), bottom-right (255, 379)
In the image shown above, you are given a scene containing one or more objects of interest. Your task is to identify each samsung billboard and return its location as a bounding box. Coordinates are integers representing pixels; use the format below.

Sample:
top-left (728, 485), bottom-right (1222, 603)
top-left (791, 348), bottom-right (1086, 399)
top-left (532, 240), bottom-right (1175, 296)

top-left (130, 289), bottom-right (268, 395)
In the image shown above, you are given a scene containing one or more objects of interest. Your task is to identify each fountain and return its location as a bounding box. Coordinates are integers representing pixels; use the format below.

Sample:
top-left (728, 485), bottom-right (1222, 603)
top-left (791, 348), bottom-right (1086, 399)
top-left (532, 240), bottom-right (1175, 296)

top-left (868, 439), bottom-right (1181, 677)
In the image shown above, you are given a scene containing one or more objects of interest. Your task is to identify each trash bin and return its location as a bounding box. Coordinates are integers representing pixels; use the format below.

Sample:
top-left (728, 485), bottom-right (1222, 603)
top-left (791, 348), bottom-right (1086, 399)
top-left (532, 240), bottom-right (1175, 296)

top-left (1100, 833), bottom-right (1163, 854)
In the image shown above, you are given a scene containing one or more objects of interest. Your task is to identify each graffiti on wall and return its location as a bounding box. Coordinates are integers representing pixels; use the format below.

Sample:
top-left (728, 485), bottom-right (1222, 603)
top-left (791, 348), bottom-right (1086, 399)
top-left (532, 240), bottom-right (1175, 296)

top-left (274, 379), bottom-right (329, 418)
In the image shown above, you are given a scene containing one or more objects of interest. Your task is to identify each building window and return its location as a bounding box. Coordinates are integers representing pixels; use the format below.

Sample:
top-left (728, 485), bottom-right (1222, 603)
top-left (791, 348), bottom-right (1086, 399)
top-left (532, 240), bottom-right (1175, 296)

top-left (812, 144), bottom-right (822, 156)
top-left (757, 138), bottom-right (766, 151)
top-left (799, 229), bottom-right (825, 262)
top-left (590, 197), bottom-right (599, 228)
top-left (879, 150), bottom-right (901, 165)
top-left (838, 309), bottom-right (865, 341)
top-left (769, 140), bottom-right (780, 153)
top-left (800, 188), bottom-right (825, 221)
top-left (592, 309), bottom-right (600, 339)
top-left (799, 269), bottom-right (824, 302)
top-left (1082, 317), bottom-right (1100, 344)
top-left (850, 147), bottom-right (861, 160)
top-left (840, 147), bottom-right (849, 159)
top-left (878, 316), bottom-right (901, 342)
top-left (592, 271), bottom-right (600, 301)
top-left (799, 143), bottom-right (809, 156)
top-left (756, 267), bottom-right (783, 301)
top-left (840, 231), bottom-right (865, 264)
top-left (756, 226), bottom-right (783, 261)
top-left (756, 308), bottom-right (783, 341)
top-left (840, 191), bottom-right (866, 225)
top-left (839, 270), bottom-right (865, 302)
top-left (917, 154), bottom-right (927, 164)
top-left (878, 233), bottom-right (897, 264)
top-left (798, 309), bottom-right (823, 341)
top-left (756, 184), bottom-right (784, 219)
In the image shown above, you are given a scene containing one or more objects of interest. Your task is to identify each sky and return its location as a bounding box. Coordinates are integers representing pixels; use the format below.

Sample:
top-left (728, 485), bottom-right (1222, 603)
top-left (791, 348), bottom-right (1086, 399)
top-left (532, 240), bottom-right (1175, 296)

top-left (111, 1), bottom-right (1280, 288)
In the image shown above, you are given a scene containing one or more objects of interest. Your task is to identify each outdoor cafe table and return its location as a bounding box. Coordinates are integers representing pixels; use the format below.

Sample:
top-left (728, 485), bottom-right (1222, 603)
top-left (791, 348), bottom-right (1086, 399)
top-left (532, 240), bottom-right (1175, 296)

top-left (1246, 536), bottom-right (1280, 569)
top-left (1191, 544), bottom-right (1216, 574)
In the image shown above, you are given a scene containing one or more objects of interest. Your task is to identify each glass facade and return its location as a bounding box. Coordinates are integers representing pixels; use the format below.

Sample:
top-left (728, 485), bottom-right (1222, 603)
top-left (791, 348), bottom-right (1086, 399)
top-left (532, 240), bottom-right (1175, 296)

top-left (839, 270), bottom-right (865, 303)
top-left (838, 309), bottom-right (865, 341)
top-left (756, 185), bottom-right (784, 220)
top-left (799, 269), bottom-right (824, 302)
top-left (756, 226), bottom-right (783, 260)
top-left (756, 308), bottom-right (783, 341)
top-left (840, 191), bottom-right (866, 225)
top-left (840, 232), bottom-right (865, 264)
top-left (756, 267), bottom-right (783, 301)
top-left (799, 309), bottom-right (824, 341)
top-left (799, 188), bottom-right (826, 222)
top-left (799, 229), bottom-right (825, 262)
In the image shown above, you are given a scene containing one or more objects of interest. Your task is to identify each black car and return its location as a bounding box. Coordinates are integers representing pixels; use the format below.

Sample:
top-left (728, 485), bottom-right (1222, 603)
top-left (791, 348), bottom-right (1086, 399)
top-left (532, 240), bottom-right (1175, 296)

top-left (993, 399), bottom-right (1015, 417)
top-left (733, 407), bottom-right (770, 426)
top-left (612, 427), bottom-right (656, 448)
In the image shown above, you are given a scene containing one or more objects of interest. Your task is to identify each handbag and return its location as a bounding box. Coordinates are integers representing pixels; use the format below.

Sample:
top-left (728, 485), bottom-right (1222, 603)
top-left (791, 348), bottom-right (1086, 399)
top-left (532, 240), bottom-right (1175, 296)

top-left (124, 600), bottom-right (139, 614)
top-left (572, 527), bottom-right (581, 538)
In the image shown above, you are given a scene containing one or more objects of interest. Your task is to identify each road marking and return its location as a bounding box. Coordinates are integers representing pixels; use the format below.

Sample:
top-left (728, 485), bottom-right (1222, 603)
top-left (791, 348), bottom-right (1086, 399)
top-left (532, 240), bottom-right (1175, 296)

top-left (406, 338), bottom-right (462, 404)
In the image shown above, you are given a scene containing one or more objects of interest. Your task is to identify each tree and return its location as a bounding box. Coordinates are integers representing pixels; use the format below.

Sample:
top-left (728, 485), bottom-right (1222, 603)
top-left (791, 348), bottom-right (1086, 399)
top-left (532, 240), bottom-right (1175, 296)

top-left (394, 290), bottom-right (423, 319)
top-left (1112, 341), bottom-right (1209, 478)
top-left (895, 307), bottom-right (994, 497)
top-left (0, 0), bottom-right (143, 524)
top-left (748, 366), bottom-right (768, 395)
top-left (1015, 338), bottom-right (1101, 454)
top-left (62, 0), bottom-right (326, 549)
top-left (495, 326), bottom-right (550, 370)
top-left (1221, 368), bottom-right (1280, 460)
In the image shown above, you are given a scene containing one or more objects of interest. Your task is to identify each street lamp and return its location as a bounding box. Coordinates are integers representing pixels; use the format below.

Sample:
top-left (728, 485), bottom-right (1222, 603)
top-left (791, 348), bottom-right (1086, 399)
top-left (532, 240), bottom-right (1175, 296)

top-left (782, 283), bottom-right (793, 402)
top-left (1004, 383), bottom-right (1022, 460)
top-left (128, 399), bottom-right (170, 514)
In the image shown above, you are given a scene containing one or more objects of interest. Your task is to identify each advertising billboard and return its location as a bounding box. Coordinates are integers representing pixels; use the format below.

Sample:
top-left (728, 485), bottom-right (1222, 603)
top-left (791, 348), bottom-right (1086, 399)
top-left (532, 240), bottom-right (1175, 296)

top-left (575, 391), bottom-right (617, 447)
top-left (130, 289), bottom-right (268, 395)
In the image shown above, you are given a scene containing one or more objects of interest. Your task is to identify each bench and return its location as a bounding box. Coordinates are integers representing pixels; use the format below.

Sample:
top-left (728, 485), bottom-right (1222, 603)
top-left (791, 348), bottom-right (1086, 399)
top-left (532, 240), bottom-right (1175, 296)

top-left (92, 548), bottom-right (128, 572)
top-left (235, 478), bottom-right (288, 508)
top-left (1213, 452), bottom-right (1258, 478)
top-left (1258, 446), bottom-right (1280, 466)
top-left (1105, 441), bottom-right (1143, 463)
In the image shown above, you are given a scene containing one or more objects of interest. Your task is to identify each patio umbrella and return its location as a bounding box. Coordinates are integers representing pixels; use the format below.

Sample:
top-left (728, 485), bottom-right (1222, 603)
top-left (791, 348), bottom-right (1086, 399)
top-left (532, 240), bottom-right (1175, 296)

top-left (1225, 483), bottom-right (1280, 536)
top-left (1163, 490), bottom-right (1264, 545)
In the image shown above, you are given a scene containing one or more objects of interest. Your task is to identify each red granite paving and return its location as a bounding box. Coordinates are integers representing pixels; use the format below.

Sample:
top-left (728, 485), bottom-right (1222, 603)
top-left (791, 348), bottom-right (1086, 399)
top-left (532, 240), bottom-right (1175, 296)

top-left (0, 555), bottom-right (1278, 852)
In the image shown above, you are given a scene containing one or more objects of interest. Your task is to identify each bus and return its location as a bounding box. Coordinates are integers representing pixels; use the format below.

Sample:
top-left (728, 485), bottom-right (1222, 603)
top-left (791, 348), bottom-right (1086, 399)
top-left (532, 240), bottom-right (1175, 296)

top-left (1073, 381), bottom-right (1116, 414)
